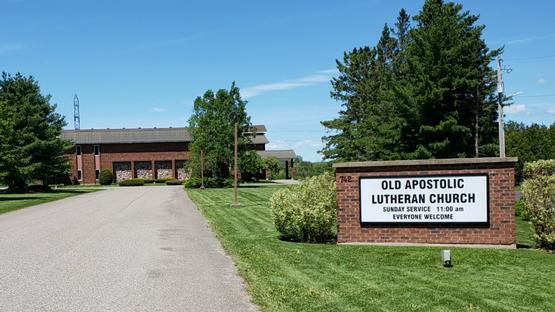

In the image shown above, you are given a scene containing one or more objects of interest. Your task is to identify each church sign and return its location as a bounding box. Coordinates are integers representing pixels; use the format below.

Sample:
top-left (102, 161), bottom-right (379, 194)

top-left (360, 175), bottom-right (488, 224)
top-left (333, 158), bottom-right (517, 247)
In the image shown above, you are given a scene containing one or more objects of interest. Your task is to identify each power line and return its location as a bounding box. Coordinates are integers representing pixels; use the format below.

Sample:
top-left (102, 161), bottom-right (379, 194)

top-left (505, 53), bottom-right (555, 61)
top-left (518, 94), bottom-right (555, 98)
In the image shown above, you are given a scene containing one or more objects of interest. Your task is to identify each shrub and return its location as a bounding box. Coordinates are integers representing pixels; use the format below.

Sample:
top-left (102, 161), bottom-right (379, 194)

top-left (155, 177), bottom-right (173, 183)
top-left (240, 151), bottom-right (265, 181)
top-left (223, 178), bottom-right (234, 188)
top-left (205, 177), bottom-right (233, 188)
top-left (264, 156), bottom-right (281, 179)
top-left (183, 176), bottom-right (233, 188)
top-left (166, 179), bottom-right (183, 185)
top-left (184, 177), bottom-right (202, 188)
top-left (521, 159), bottom-right (555, 250)
top-left (142, 177), bottom-right (173, 184)
top-left (27, 184), bottom-right (51, 192)
top-left (270, 172), bottom-right (336, 243)
top-left (99, 169), bottom-right (113, 185)
top-left (118, 179), bottom-right (145, 186)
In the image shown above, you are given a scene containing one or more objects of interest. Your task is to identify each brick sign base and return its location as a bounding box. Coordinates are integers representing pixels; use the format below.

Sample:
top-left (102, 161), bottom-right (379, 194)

top-left (334, 158), bottom-right (517, 247)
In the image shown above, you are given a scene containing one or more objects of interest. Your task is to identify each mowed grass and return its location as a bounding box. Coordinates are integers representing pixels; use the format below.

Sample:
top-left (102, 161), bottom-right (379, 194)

top-left (187, 185), bottom-right (555, 312)
top-left (516, 216), bottom-right (535, 248)
top-left (0, 187), bottom-right (99, 215)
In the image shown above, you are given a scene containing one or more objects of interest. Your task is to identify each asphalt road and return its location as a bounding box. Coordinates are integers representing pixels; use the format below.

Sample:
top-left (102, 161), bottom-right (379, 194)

top-left (0, 186), bottom-right (257, 312)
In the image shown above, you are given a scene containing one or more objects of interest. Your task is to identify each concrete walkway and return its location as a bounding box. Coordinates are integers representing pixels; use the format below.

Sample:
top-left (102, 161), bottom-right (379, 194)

top-left (0, 186), bottom-right (257, 312)
top-left (272, 179), bottom-right (300, 185)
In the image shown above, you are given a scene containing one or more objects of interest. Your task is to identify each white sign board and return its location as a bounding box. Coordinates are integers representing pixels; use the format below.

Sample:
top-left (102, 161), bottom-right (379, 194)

top-left (360, 175), bottom-right (488, 224)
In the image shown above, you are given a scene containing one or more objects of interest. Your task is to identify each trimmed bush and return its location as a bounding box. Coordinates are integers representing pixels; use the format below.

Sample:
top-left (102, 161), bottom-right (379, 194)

top-left (166, 179), bottom-right (183, 185)
top-left (99, 169), bottom-right (113, 185)
top-left (521, 159), bottom-right (555, 250)
top-left (142, 177), bottom-right (173, 184)
top-left (270, 172), bottom-right (336, 243)
top-left (118, 179), bottom-right (145, 186)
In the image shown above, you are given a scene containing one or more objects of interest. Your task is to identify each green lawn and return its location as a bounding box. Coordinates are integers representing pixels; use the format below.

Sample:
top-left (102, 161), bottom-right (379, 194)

top-left (187, 185), bottom-right (555, 312)
top-left (0, 187), bottom-right (99, 215)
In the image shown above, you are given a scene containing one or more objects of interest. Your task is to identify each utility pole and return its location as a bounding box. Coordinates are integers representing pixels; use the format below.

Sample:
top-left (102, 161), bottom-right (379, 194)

top-left (496, 56), bottom-right (511, 158)
top-left (474, 86), bottom-right (480, 157)
top-left (231, 123), bottom-right (240, 207)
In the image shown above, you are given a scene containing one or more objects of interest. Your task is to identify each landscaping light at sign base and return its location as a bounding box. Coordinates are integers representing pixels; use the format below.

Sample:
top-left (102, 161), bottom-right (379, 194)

top-left (442, 250), bottom-right (452, 268)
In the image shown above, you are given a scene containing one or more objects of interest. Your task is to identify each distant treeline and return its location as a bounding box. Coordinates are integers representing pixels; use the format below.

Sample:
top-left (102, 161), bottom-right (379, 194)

top-left (506, 121), bottom-right (555, 183)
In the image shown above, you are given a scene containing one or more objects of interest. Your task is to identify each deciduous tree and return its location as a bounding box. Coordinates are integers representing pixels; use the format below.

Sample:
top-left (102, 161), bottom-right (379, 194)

top-left (188, 82), bottom-right (251, 178)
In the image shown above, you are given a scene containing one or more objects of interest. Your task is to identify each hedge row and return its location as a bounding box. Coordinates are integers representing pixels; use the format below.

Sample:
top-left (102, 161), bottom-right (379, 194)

top-left (118, 179), bottom-right (145, 186)
top-left (183, 177), bottom-right (233, 188)
top-left (118, 178), bottom-right (184, 186)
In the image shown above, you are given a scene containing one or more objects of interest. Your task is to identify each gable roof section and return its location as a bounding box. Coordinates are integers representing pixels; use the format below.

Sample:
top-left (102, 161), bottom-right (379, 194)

top-left (61, 125), bottom-right (268, 145)
top-left (257, 149), bottom-right (297, 160)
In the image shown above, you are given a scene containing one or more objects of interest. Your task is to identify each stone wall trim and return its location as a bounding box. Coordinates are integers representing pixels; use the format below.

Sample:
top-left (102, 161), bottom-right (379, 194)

top-left (333, 157), bottom-right (517, 169)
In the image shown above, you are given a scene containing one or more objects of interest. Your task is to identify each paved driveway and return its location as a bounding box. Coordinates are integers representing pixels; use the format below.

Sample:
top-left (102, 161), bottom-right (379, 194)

top-left (0, 186), bottom-right (257, 312)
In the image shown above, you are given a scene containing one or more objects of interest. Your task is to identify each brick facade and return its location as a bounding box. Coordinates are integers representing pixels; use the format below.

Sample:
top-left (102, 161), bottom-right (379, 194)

top-left (334, 158), bottom-right (517, 246)
top-left (66, 142), bottom-right (189, 184)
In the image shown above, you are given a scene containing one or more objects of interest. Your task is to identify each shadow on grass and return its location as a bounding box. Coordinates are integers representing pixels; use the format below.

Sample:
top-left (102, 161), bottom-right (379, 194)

top-left (50, 189), bottom-right (91, 194)
top-left (0, 196), bottom-right (48, 201)
top-left (277, 234), bottom-right (337, 244)
top-left (517, 243), bottom-right (533, 249)
top-left (239, 185), bottom-right (283, 189)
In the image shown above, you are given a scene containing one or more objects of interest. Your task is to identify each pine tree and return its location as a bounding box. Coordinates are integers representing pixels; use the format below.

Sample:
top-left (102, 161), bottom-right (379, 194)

top-left (322, 1), bottom-right (500, 161)
top-left (0, 72), bottom-right (70, 191)
top-left (321, 15), bottom-right (408, 161)
top-left (402, 0), bottom-right (499, 158)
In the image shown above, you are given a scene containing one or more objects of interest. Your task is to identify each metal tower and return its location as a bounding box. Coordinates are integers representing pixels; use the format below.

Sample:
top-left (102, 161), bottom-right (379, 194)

top-left (73, 94), bottom-right (80, 130)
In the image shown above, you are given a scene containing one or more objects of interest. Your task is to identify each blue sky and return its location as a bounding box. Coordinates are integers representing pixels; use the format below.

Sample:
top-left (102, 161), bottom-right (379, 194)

top-left (2, 0), bottom-right (554, 161)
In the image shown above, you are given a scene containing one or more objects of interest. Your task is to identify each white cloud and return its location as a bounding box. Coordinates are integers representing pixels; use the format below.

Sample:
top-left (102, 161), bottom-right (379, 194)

top-left (241, 82), bottom-right (308, 98)
top-left (547, 107), bottom-right (555, 114)
top-left (316, 68), bottom-right (338, 74)
top-left (537, 77), bottom-right (547, 85)
top-left (241, 69), bottom-right (335, 98)
top-left (0, 43), bottom-right (23, 55)
top-left (297, 74), bottom-right (331, 83)
top-left (152, 107), bottom-right (166, 113)
top-left (505, 104), bottom-right (527, 114)
top-left (506, 34), bottom-right (555, 45)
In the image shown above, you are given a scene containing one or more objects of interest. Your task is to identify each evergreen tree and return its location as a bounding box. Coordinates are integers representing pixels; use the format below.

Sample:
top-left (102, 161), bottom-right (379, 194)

top-left (321, 14), bottom-right (408, 161)
top-left (322, 0), bottom-right (500, 161)
top-left (402, 0), bottom-right (499, 158)
top-left (188, 82), bottom-right (251, 178)
top-left (0, 72), bottom-right (70, 191)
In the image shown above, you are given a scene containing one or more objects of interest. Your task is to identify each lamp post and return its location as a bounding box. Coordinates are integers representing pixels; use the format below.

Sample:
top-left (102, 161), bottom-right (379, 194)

top-left (231, 122), bottom-right (240, 208)
top-left (200, 149), bottom-right (205, 189)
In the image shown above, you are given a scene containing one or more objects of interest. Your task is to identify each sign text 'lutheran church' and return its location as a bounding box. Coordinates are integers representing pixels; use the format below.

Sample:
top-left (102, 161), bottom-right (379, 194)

top-left (360, 175), bottom-right (488, 224)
